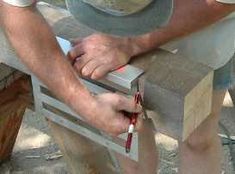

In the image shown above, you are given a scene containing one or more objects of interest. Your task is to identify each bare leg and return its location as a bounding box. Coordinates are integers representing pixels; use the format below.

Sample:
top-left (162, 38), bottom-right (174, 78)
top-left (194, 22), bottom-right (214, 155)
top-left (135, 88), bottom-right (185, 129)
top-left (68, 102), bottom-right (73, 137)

top-left (48, 121), bottom-right (118, 174)
top-left (179, 90), bottom-right (226, 174)
top-left (116, 120), bottom-right (158, 174)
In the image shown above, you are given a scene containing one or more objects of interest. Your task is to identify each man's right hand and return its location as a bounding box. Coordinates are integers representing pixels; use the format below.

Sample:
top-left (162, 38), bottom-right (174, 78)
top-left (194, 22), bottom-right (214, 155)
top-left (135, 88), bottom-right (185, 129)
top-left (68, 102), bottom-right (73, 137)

top-left (0, 3), bottom-right (142, 137)
top-left (80, 93), bottom-right (143, 136)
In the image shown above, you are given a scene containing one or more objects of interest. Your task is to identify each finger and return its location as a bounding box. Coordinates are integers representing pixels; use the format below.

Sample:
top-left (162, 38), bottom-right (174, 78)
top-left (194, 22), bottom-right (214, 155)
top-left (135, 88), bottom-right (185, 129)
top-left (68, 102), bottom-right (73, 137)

top-left (114, 112), bottom-right (143, 135)
top-left (114, 95), bottom-right (142, 113)
top-left (81, 59), bottom-right (101, 77)
top-left (68, 44), bottom-right (85, 60)
top-left (114, 113), bottom-right (131, 135)
top-left (135, 113), bottom-right (143, 131)
top-left (68, 53), bottom-right (85, 66)
top-left (67, 51), bottom-right (74, 63)
top-left (73, 55), bottom-right (90, 73)
top-left (104, 112), bottom-right (130, 136)
top-left (91, 64), bottom-right (113, 80)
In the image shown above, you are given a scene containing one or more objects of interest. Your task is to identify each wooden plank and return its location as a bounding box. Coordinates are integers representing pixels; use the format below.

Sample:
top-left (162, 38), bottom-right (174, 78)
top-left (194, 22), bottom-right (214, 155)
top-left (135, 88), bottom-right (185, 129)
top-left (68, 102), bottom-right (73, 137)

top-left (228, 53), bottom-right (235, 105)
top-left (130, 51), bottom-right (213, 141)
top-left (0, 75), bottom-right (31, 162)
top-left (229, 87), bottom-right (235, 105)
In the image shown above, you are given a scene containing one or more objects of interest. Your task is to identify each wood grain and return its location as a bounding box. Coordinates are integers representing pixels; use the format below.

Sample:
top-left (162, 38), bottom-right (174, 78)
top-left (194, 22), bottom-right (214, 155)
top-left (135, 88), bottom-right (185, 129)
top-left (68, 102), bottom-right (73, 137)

top-left (0, 75), bottom-right (31, 162)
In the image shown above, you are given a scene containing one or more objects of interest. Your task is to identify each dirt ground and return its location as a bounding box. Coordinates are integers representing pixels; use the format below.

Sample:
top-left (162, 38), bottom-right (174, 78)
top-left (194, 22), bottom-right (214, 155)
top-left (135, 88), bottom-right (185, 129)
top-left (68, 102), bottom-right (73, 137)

top-left (0, 91), bottom-right (234, 174)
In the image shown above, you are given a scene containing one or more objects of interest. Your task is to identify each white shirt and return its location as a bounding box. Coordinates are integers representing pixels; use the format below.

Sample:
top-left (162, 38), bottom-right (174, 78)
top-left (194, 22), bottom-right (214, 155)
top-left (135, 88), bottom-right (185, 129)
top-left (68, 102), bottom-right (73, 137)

top-left (2, 0), bottom-right (235, 7)
top-left (3, 0), bottom-right (36, 7)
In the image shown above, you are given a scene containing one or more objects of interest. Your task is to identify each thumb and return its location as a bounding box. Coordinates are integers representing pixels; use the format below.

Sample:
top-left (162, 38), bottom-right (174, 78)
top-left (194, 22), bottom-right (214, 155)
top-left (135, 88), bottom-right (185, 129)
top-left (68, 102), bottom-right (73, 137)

top-left (115, 95), bottom-right (142, 113)
top-left (114, 112), bottom-right (131, 134)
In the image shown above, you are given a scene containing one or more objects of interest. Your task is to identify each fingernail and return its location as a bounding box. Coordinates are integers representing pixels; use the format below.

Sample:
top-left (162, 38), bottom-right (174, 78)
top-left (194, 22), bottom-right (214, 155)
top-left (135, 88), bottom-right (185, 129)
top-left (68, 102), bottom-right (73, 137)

top-left (91, 72), bottom-right (101, 80)
top-left (82, 68), bottom-right (89, 76)
top-left (91, 74), bottom-right (97, 80)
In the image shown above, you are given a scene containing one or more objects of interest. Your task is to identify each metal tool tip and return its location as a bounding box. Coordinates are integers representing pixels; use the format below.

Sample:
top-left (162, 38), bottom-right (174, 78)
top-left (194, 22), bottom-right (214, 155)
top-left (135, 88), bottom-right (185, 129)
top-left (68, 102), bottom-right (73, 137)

top-left (126, 148), bottom-right (130, 153)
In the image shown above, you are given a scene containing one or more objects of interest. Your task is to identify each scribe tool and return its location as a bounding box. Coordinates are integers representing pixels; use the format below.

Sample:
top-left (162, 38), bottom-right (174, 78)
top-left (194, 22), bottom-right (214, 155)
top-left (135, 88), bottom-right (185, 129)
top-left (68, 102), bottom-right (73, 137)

top-left (125, 92), bottom-right (141, 153)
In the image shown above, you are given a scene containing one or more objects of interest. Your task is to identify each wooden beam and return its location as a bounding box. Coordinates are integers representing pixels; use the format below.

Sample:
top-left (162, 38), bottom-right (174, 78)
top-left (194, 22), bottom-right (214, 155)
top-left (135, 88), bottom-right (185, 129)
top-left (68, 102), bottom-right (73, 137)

top-left (0, 68), bottom-right (31, 162)
top-left (228, 54), bottom-right (235, 105)
top-left (229, 87), bottom-right (235, 105)
top-left (131, 52), bottom-right (213, 141)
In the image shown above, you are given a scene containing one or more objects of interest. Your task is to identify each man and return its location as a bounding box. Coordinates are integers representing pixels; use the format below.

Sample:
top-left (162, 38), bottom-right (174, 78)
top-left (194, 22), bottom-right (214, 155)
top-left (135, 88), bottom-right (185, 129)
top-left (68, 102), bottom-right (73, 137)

top-left (0, 0), bottom-right (142, 138)
top-left (67, 0), bottom-right (235, 173)
top-left (0, 0), bottom-right (235, 174)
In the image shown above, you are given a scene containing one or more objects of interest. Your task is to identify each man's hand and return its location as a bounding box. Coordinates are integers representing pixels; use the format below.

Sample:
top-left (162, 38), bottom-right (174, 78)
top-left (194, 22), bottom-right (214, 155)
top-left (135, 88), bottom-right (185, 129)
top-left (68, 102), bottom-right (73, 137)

top-left (0, 4), bottom-right (143, 137)
top-left (68, 34), bottom-right (139, 80)
top-left (77, 93), bottom-right (142, 136)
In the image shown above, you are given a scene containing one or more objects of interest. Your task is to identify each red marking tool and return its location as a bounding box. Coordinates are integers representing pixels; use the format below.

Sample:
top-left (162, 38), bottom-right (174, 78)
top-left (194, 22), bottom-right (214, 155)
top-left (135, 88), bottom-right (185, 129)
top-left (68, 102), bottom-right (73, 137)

top-left (125, 92), bottom-right (141, 153)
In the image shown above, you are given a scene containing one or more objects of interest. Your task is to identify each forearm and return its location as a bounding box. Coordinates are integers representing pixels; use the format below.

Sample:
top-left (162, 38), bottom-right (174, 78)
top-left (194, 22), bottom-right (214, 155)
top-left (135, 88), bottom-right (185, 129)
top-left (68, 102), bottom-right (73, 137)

top-left (0, 4), bottom-right (94, 116)
top-left (130, 0), bottom-right (235, 56)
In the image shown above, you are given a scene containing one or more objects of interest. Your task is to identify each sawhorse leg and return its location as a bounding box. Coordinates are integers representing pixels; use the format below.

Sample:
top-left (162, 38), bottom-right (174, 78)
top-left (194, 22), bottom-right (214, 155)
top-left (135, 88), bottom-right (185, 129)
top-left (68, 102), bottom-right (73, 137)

top-left (229, 87), bottom-right (235, 104)
top-left (0, 76), bottom-right (31, 163)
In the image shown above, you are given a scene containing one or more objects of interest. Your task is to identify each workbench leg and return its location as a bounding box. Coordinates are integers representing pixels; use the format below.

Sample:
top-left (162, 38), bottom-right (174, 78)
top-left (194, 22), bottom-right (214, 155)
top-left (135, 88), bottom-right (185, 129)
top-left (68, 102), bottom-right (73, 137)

top-left (0, 76), bottom-right (31, 163)
top-left (228, 87), bottom-right (235, 104)
top-left (48, 121), bottom-right (119, 174)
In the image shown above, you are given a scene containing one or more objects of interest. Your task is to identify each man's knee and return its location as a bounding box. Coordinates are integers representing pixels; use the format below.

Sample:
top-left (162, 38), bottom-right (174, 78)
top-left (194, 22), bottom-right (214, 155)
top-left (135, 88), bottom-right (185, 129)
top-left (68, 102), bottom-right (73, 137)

top-left (184, 134), bottom-right (218, 152)
top-left (182, 114), bottom-right (220, 152)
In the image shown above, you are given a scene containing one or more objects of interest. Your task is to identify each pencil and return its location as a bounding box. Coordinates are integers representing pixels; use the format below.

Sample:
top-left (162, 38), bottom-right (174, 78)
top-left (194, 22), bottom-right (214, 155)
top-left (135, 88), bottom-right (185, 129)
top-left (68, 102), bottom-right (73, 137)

top-left (125, 92), bottom-right (140, 153)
